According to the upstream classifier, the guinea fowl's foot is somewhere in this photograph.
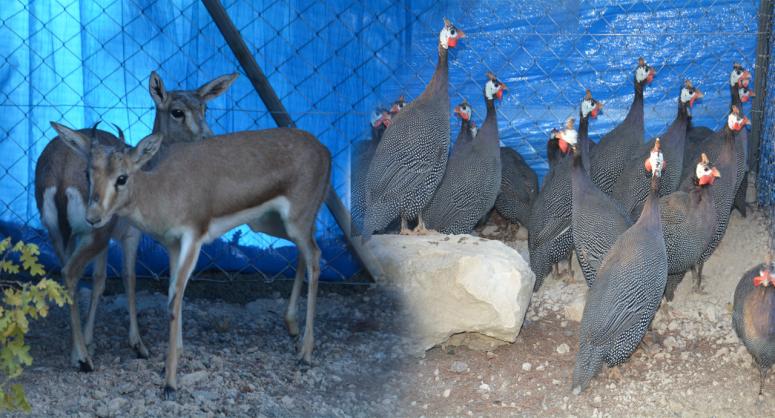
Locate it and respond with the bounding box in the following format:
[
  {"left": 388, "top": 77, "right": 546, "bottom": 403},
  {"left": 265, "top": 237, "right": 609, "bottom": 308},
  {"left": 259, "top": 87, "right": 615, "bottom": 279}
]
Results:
[
  {"left": 399, "top": 226, "right": 413, "bottom": 235},
  {"left": 607, "top": 367, "right": 623, "bottom": 382}
]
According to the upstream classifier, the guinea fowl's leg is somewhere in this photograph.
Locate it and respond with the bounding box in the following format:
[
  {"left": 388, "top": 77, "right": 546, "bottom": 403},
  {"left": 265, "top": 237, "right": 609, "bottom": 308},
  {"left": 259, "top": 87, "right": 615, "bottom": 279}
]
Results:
[
  {"left": 412, "top": 213, "right": 436, "bottom": 235},
  {"left": 399, "top": 216, "right": 412, "bottom": 235},
  {"left": 759, "top": 368, "right": 767, "bottom": 396},
  {"left": 692, "top": 263, "right": 706, "bottom": 293},
  {"left": 607, "top": 367, "right": 622, "bottom": 382}
]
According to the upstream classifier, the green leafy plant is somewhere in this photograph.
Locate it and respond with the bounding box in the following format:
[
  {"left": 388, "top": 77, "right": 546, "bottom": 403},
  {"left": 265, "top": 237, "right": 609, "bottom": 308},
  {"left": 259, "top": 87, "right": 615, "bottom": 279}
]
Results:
[{"left": 0, "top": 237, "right": 70, "bottom": 411}]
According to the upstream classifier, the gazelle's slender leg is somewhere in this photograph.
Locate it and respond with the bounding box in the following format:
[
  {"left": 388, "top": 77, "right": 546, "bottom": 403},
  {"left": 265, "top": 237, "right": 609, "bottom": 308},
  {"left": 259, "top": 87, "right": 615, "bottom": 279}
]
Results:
[
  {"left": 162, "top": 235, "right": 201, "bottom": 400},
  {"left": 166, "top": 242, "right": 183, "bottom": 353},
  {"left": 297, "top": 235, "right": 321, "bottom": 364},
  {"left": 83, "top": 248, "right": 108, "bottom": 348},
  {"left": 285, "top": 257, "right": 306, "bottom": 337},
  {"left": 121, "top": 227, "right": 149, "bottom": 358},
  {"left": 64, "top": 230, "right": 111, "bottom": 372}
]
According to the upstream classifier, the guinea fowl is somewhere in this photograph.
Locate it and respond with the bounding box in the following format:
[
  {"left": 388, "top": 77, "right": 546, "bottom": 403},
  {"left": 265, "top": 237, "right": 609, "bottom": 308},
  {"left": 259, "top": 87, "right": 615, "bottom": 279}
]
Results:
[
  {"left": 363, "top": 19, "right": 464, "bottom": 237},
  {"left": 733, "top": 256, "right": 775, "bottom": 395},
  {"left": 682, "top": 107, "right": 750, "bottom": 291},
  {"left": 452, "top": 100, "right": 477, "bottom": 152},
  {"left": 612, "top": 81, "right": 702, "bottom": 218},
  {"left": 683, "top": 64, "right": 752, "bottom": 216},
  {"left": 494, "top": 146, "right": 538, "bottom": 229},
  {"left": 590, "top": 57, "right": 655, "bottom": 194},
  {"left": 661, "top": 154, "right": 720, "bottom": 301},
  {"left": 572, "top": 152, "right": 667, "bottom": 394},
  {"left": 528, "top": 118, "right": 577, "bottom": 290},
  {"left": 423, "top": 72, "right": 506, "bottom": 234},
  {"left": 571, "top": 91, "right": 633, "bottom": 287},
  {"left": 351, "top": 107, "right": 392, "bottom": 233}
]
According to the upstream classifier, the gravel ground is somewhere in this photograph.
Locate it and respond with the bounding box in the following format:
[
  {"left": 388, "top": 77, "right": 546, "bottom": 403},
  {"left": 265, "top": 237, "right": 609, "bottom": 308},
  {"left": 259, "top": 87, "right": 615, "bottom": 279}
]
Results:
[
  {"left": 9, "top": 206, "right": 772, "bottom": 417},
  {"left": 10, "top": 282, "right": 413, "bottom": 417},
  {"left": 404, "top": 209, "right": 773, "bottom": 417}
]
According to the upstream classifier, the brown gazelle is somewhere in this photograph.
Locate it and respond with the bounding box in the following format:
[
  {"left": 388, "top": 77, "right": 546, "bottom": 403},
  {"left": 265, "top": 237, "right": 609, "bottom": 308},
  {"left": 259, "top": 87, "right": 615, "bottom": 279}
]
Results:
[
  {"left": 52, "top": 123, "right": 331, "bottom": 399},
  {"left": 34, "top": 72, "right": 237, "bottom": 372}
]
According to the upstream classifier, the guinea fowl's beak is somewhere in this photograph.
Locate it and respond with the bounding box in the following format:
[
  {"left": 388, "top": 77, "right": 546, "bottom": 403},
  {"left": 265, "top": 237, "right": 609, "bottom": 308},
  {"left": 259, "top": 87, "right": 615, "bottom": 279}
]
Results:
[{"left": 496, "top": 84, "right": 507, "bottom": 101}]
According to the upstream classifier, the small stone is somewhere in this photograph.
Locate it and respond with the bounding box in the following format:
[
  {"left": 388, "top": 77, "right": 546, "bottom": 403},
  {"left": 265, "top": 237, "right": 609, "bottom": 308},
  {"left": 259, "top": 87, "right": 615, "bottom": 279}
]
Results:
[
  {"left": 668, "top": 320, "right": 680, "bottom": 331},
  {"left": 93, "top": 390, "right": 107, "bottom": 400},
  {"left": 108, "top": 397, "right": 128, "bottom": 413},
  {"left": 450, "top": 361, "right": 468, "bottom": 373},
  {"left": 521, "top": 362, "right": 532, "bottom": 371},
  {"left": 478, "top": 383, "right": 491, "bottom": 393},
  {"left": 443, "top": 389, "right": 451, "bottom": 398},
  {"left": 180, "top": 370, "right": 209, "bottom": 387},
  {"left": 593, "top": 395, "right": 601, "bottom": 403},
  {"left": 556, "top": 343, "right": 570, "bottom": 354},
  {"left": 281, "top": 395, "right": 294, "bottom": 408},
  {"left": 192, "top": 390, "right": 218, "bottom": 402}
]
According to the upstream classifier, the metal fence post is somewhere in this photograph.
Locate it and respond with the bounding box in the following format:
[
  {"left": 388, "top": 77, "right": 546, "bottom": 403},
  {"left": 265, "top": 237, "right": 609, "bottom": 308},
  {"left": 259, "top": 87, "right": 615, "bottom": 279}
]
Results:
[
  {"left": 751, "top": 0, "right": 774, "bottom": 174},
  {"left": 201, "top": 0, "right": 382, "bottom": 282}
]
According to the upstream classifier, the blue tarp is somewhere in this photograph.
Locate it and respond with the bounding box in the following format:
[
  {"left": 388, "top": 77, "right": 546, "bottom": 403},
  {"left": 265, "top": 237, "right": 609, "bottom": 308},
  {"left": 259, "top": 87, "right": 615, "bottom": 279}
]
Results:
[{"left": 0, "top": 0, "right": 760, "bottom": 280}]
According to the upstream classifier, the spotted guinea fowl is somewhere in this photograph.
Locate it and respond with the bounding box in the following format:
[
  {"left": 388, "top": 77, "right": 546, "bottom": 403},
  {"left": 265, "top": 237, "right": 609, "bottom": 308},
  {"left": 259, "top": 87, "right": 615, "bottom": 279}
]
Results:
[
  {"left": 683, "top": 64, "right": 752, "bottom": 216},
  {"left": 661, "top": 154, "right": 720, "bottom": 301},
  {"left": 528, "top": 118, "right": 577, "bottom": 290},
  {"left": 494, "top": 146, "right": 538, "bottom": 228},
  {"left": 572, "top": 152, "right": 667, "bottom": 394},
  {"left": 589, "top": 57, "right": 655, "bottom": 194},
  {"left": 363, "top": 19, "right": 464, "bottom": 237},
  {"left": 571, "top": 91, "right": 633, "bottom": 287},
  {"left": 452, "top": 100, "right": 477, "bottom": 152},
  {"left": 351, "top": 107, "right": 392, "bottom": 234},
  {"left": 681, "top": 107, "right": 750, "bottom": 292},
  {"left": 611, "top": 81, "right": 702, "bottom": 219},
  {"left": 423, "top": 72, "right": 506, "bottom": 234},
  {"left": 733, "top": 255, "right": 775, "bottom": 395}
]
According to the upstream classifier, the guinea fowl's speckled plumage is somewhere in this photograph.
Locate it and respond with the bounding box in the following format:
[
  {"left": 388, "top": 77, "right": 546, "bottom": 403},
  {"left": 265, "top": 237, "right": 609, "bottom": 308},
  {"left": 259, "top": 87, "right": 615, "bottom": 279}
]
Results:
[
  {"left": 363, "top": 22, "right": 461, "bottom": 237},
  {"left": 528, "top": 119, "right": 580, "bottom": 291},
  {"left": 494, "top": 146, "right": 538, "bottom": 227},
  {"left": 571, "top": 113, "right": 633, "bottom": 287},
  {"left": 612, "top": 84, "right": 696, "bottom": 219},
  {"left": 678, "top": 115, "right": 748, "bottom": 290},
  {"left": 424, "top": 78, "right": 504, "bottom": 234},
  {"left": 733, "top": 263, "right": 775, "bottom": 395},
  {"left": 590, "top": 61, "right": 652, "bottom": 194},
  {"left": 572, "top": 174, "right": 667, "bottom": 394},
  {"left": 351, "top": 110, "right": 389, "bottom": 234},
  {"left": 660, "top": 163, "right": 719, "bottom": 301}
]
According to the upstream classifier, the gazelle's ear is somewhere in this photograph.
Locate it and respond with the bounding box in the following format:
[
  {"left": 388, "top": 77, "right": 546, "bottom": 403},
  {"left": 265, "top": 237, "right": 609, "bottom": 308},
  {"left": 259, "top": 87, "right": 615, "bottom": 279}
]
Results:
[
  {"left": 149, "top": 71, "right": 167, "bottom": 107},
  {"left": 51, "top": 122, "right": 90, "bottom": 160},
  {"left": 129, "top": 133, "right": 163, "bottom": 169},
  {"left": 197, "top": 73, "right": 238, "bottom": 102}
]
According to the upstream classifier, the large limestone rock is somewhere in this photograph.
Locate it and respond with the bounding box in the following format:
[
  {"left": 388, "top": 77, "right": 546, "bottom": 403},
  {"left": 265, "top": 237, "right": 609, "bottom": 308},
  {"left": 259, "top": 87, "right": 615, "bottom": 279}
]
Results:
[{"left": 366, "top": 234, "right": 535, "bottom": 351}]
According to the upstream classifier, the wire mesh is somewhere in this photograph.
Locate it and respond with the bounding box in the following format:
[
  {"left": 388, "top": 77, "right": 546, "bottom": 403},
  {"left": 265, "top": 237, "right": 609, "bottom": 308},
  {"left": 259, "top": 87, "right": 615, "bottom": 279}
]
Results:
[{"left": 0, "top": 0, "right": 769, "bottom": 284}]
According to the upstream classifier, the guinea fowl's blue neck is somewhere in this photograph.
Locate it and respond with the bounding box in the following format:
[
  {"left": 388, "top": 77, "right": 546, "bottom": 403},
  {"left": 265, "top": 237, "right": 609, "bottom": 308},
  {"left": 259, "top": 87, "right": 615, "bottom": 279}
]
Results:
[
  {"left": 371, "top": 126, "right": 384, "bottom": 142},
  {"left": 639, "top": 175, "right": 661, "bottom": 225},
  {"left": 578, "top": 111, "right": 591, "bottom": 172},
  {"left": 730, "top": 84, "right": 742, "bottom": 110},
  {"left": 424, "top": 46, "right": 449, "bottom": 98},
  {"left": 625, "top": 79, "right": 645, "bottom": 124}
]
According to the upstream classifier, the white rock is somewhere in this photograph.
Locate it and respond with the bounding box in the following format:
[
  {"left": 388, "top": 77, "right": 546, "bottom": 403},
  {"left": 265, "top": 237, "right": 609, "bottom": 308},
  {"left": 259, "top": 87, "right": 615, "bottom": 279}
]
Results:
[
  {"left": 556, "top": 343, "right": 570, "bottom": 354},
  {"left": 564, "top": 289, "right": 587, "bottom": 322},
  {"left": 450, "top": 361, "right": 468, "bottom": 373},
  {"left": 521, "top": 362, "right": 532, "bottom": 371},
  {"left": 443, "top": 388, "right": 451, "bottom": 398},
  {"left": 367, "top": 234, "right": 535, "bottom": 351}
]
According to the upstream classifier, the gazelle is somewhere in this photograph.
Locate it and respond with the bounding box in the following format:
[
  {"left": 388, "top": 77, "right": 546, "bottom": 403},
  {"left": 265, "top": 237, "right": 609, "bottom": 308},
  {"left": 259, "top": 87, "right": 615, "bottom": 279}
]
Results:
[
  {"left": 52, "top": 123, "right": 331, "bottom": 399},
  {"left": 34, "top": 72, "right": 237, "bottom": 371}
]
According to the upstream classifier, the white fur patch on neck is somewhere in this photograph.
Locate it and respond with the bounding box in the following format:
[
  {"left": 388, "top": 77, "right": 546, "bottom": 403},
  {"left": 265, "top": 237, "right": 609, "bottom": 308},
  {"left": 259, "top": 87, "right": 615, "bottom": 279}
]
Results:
[
  {"left": 636, "top": 66, "right": 650, "bottom": 83},
  {"left": 485, "top": 80, "right": 499, "bottom": 100}
]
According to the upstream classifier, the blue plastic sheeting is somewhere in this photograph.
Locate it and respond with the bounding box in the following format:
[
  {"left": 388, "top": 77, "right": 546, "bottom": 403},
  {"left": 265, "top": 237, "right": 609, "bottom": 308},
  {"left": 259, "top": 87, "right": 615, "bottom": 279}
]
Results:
[{"left": 0, "top": 0, "right": 760, "bottom": 280}]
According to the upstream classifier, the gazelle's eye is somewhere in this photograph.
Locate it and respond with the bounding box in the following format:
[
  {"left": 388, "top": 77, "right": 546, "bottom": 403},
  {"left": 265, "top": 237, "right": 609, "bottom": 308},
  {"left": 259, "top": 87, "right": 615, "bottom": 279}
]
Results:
[
  {"left": 171, "top": 109, "right": 185, "bottom": 119},
  {"left": 116, "top": 175, "right": 128, "bottom": 187}
]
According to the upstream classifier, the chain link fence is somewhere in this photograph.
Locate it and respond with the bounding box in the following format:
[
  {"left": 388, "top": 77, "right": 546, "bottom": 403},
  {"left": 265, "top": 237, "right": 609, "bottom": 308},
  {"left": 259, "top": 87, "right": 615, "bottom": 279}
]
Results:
[{"left": 0, "top": 0, "right": 770, "bottom": 284}]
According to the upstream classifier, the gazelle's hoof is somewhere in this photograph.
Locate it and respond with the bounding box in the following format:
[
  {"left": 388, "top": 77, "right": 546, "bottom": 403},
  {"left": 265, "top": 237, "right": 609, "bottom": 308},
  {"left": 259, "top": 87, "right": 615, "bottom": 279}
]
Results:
[
  {"left": 132, "top": 343, "right": 150, "bottom": 359},
  {"left": 79, "top": 359, "right": 95, "bottom": 373},
  {"left": 285, "top": 318, "right": 300, "bottom": 337},
  {"left": 162, "top": 386, "right": 176, "bottom": 401}
]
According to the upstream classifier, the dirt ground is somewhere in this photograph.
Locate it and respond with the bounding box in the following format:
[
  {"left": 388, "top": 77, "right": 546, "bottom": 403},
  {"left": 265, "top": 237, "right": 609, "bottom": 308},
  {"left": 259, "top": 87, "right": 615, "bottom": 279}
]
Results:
[
  {"left": 9, "top": 282, "right": 414, "bottom": 418},
  {"left": 403, "top": 209, "right": 774, "bottom": 417},
  {"left": 7, "top": 208, "right": 772, "bottom": 417}
]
